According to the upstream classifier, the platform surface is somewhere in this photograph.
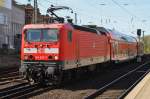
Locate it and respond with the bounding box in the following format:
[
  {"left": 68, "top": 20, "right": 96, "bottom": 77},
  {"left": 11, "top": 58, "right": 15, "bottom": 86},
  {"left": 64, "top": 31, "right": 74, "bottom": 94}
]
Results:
[{"left": 125, "top": 72, "right": 150, "bottom": 99}]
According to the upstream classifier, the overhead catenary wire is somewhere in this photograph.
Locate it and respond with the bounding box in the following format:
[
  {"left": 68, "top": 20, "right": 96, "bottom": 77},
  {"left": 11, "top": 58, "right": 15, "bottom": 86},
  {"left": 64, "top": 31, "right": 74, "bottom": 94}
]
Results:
[
  {"left": 36, "top": 1, "right": 47, "bottom": 13},
  {"left": 44, "top": 0, "right": 58, "bottom": 5},
  {"left": 110, "top": 0, "right": 148, "bottom": 34},
  {"left": 111, "top": 0, "right": 135, "bottom": 17},
  {"left": 111, "top": 0, "right": 142, "bottom": 22}
]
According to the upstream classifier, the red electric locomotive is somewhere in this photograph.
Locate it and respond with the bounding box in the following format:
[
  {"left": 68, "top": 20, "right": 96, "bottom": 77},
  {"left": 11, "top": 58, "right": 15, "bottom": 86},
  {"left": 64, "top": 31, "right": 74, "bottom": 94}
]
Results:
[
  {"left": 20, "top": 23, "right": 111, "bottom": 84},
  {"left": 20, "top": 5, "right": 142, "bottom": 85}
]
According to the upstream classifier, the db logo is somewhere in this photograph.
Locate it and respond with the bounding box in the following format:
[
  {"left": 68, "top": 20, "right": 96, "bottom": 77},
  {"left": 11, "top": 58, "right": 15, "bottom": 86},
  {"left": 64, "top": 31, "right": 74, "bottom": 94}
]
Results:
[{"left": 37, "top": 48, "right": 44, "bottom": 53}]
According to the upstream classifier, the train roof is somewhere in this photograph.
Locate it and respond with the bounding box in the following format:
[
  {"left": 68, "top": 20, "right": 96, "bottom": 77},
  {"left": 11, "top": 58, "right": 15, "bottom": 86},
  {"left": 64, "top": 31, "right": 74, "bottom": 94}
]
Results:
[
  {"left": 23, "top": 24, "right": 65, "bottom": 30},
  {"left": 73, "top": 25, "right": 98, "bottom": 34},
  {"left": 80, "top": 25, "right": 108, "bottom": 35},
  {"left": 107, "top": 29, "right": 137, "bottom": 42},
  {"left": 23, "top": 24, "right": 137, "bottom": 43}
]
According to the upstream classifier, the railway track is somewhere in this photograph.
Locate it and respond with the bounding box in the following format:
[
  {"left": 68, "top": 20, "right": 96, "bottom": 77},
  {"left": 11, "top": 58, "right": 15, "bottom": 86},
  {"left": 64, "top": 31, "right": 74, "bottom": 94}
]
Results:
[
  {"left": 1, "top": 61, "right": 148, "bottom": 99},
  {"left": 0, "top": 77, "right": 25, "bottom": 87},
  {"left": 0, "top": 56, "right": 149, "bottom": 99},
  {"left": 0, "top": 67, "right": 23, "bottom": 87},
  {"left": 0, "top": 83, "right": 36, "bottom": 99},
  {"left": 0, "top": 66, "right": 55, "bottom": 99},
  {"left": 0, "top": 67, "right": 18, "bottom": 75},
  {"left": 84, "top": 62, "right": 150, "bottom": 99},
  {"left": 29, "top": 60, "right": 149, "bottom": 99},
  {"left": 0, "top": 67, "right": 19, "bottom": 80},
  {"left": 0, "top": 67, "right": 56, "bottom": 99},
  {"left": 0, "top": 82, "right": 56, "bottom": 99}
]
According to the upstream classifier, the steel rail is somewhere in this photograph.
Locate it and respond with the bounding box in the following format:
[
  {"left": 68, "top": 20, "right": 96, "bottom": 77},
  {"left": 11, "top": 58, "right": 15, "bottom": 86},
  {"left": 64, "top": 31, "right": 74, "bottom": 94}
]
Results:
[
  {"left": 14, "top": 86, "right": 56, "bottom": 99},
  {"left": 0, "top": 75, "right": 22, "bottom": 81},
  {"left": 0, "top": 67, "right": 18, "bottom": 75},
  {"left": 84, "top": 62, "right": 150, "bottom": 99},
  {"left": 0, "top": 82, "right": 28, "bottom": 96},
  {"left": 0, "top": 71, "right": 19, "bottom": 78},
  {"left": 0, "top": 78, "right": 25, "bottom": 86},
  {"left": 0, "top": 84, "right": 38, "bottom": 99}
]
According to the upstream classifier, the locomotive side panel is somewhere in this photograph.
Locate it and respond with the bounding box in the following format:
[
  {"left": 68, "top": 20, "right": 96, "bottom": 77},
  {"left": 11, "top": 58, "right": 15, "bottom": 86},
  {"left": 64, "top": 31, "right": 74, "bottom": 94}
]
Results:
[
  {"left": 77, "top": 30, "right": 109, "bottom": 67},
  {"left": 60, "top": 26, "right": 78, "bottom": 70},
  {"left": 62, "top": 27, "right": 110, "bottom": 70}
]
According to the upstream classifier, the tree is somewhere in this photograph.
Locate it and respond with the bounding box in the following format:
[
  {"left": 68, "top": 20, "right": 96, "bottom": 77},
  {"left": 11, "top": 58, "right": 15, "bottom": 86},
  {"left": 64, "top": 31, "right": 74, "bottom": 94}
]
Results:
[{"left": 143, "top": 35, "right": 150, "bottom": 54}]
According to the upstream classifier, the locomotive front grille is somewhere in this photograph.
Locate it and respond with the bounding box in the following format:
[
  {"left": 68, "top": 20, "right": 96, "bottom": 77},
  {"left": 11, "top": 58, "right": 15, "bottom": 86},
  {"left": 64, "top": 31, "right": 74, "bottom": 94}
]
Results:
[
  {"left": 20, "top": 61, "right": 64, "bottom": 76},
  {"left": 23, "top": 61, "right": 59, "bottom": 67}
]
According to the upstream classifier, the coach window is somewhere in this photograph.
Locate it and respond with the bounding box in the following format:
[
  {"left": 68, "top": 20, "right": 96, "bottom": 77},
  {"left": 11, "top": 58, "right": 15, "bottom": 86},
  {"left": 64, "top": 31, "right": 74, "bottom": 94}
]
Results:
[{"left": 68, "top": 31, "right": 72, "bottom": 42}]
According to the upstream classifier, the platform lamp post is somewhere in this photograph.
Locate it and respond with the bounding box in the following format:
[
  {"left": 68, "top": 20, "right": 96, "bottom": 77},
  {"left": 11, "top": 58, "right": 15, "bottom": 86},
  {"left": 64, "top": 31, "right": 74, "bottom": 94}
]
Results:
[
  {"left": 142, "top": 30, "right": 145, "bottom": 41},
  {"left": 137, "top": 29, "right": 142, "bottom": 62},
  {"left": 141, "top": 19, "right": 146, "bottom": 52},
  {"left": 142, "top": 30, "right": 145, "bottom": 54}
]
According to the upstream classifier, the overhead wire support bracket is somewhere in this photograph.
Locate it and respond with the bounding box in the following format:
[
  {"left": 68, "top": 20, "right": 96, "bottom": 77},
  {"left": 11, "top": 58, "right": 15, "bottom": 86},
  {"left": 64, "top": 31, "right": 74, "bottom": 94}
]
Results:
[{"left": 47, "top": 5, "right": 74, "bottom": 23}]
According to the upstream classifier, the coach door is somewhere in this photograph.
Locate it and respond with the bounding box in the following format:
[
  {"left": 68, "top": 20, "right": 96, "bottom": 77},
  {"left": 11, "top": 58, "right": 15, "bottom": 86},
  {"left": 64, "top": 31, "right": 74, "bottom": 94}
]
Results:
[
  {"left": 113, "top": 41, "right": 119, "bottom": 60},
  {"left": 75, "top": 30, "right": 80, "bottom": 68}
]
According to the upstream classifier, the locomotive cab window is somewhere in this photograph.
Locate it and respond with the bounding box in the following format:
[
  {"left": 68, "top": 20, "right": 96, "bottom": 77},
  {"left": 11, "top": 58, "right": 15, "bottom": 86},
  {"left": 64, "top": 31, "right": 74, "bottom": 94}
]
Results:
[
  {"left": 25, "top": 29, "right": 41, "bottom": 42},
  {"left": 25, "top": 29, "right": 59, "bottom": 42},
  {"left": 68, "top": 31, "right": 72, "bottom": 42},
  {"left": 43, "top": 29, "right": 58, "bottom": 42}
]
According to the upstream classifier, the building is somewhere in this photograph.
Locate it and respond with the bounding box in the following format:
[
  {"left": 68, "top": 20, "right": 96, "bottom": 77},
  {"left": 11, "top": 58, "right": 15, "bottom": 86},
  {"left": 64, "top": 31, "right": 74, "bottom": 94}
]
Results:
[
  {"left": 0, "top": 0, "right": 25, "bottom": 50},
  {"left": 24, "top": 4, "right": 50, "bottom": 24},
  {"left": 0, "top": 0, "right": 51, "bottom": 52}
]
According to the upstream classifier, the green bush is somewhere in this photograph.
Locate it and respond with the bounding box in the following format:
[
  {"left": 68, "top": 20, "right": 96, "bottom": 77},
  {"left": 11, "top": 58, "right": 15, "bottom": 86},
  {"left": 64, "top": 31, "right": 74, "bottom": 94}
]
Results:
[{"left": 143, "top": 35, "right": 150, "bottom": 54}]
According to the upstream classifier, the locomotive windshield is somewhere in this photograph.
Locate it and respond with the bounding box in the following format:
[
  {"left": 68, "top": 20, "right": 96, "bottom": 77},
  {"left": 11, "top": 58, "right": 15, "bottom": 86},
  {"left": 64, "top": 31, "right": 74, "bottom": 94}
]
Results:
[{"left": 25, "top": 29, "right": 58, "bottom": 42}]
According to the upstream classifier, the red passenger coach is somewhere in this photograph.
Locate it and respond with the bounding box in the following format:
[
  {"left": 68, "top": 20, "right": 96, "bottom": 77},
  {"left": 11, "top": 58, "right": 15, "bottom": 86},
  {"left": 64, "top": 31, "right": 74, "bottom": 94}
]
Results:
[{"left": 107, "top": 30, "right": 138, "bottom": 62}]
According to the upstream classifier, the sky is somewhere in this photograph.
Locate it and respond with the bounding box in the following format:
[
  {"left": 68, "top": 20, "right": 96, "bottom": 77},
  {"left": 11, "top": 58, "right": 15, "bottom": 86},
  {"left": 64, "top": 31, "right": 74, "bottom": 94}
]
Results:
[{"left": 15, "top": 0, "right": 150, "bottom": 36}]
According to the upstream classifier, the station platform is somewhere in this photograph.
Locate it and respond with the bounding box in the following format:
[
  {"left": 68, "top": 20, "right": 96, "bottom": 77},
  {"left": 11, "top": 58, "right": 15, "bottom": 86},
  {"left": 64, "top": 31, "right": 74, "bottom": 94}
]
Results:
[{"left": 125, "top": 72, "right": 150, "bottom": 99}]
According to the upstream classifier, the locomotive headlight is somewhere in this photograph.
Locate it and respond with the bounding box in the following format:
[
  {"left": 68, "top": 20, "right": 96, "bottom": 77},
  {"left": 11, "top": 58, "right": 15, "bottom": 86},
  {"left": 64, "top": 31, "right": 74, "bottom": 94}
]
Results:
[
  {"left": 24, "top": 55, "right": 35, "bottom": 60},
  {"left": 54, "top": 56, "right": 58, "bottom": 60},
  {"left": 24, "top": 55, "right": 28, "bottom": 60}
]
